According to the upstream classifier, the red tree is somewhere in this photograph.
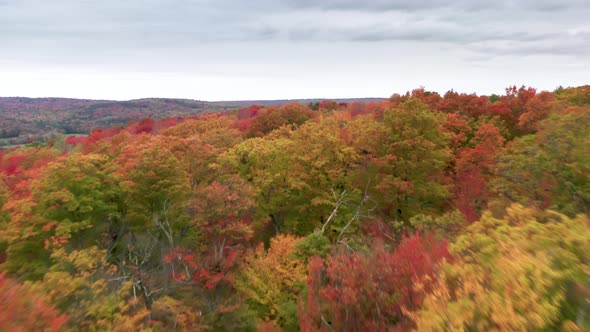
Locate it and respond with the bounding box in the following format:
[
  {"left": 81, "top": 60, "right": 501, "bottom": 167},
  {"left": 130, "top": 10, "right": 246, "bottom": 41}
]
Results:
[
  {"left": 453, "top": 123, "right": 505, "bottom": 221},
  {"left": 300, "top": 232, "right": 450, "bottom": 331},
  {"left": 0, "top": 273, "right": 68, "bottom": 331}
]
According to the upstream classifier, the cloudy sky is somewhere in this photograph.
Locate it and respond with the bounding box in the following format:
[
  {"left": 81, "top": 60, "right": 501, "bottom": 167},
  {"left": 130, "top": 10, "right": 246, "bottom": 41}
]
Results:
[{"left": 1, "top": 0, "right": 589, "bottom": 100}]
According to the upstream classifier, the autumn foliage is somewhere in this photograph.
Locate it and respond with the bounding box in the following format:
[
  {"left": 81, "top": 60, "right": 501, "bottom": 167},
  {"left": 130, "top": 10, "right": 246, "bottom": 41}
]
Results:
[
  {"left": 0, "top": 85, "right": 589, "bottom": 331},
  {"left": 0, "top": 272, "right": 68, "bottom": 331}
]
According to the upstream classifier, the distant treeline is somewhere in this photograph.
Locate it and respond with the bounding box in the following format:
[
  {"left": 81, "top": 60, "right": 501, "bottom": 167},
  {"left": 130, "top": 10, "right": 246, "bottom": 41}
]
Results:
[{"left": 0, "top": 97, "right": 385, "bottom": 146}]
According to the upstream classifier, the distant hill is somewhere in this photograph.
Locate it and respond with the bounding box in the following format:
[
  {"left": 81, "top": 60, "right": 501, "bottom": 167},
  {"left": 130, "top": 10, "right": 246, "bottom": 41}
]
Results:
[
  {"left": 210, "top": 97, "right": 386, "bottom": 108},
  {"left": 0, "top": 96, "right": 385, "bottom": 146}
]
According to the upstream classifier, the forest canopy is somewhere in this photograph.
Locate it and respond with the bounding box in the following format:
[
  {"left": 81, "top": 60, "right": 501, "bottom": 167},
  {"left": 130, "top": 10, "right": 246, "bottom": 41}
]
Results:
[{"left": 0, "top": 85, "right": 589, "bottom": 331}]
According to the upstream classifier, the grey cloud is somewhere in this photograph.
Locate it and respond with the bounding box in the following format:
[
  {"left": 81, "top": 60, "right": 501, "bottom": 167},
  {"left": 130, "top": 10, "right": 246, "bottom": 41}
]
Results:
[
  {"left": 0, "top": 0, "right": 588, "bottom": 63},
  {"left": 246, "top": 7, "right": 588, "bottom": 58},
  {"left": 283, "top": 0, "right": 589, "bottom": 12},
  {"left": 519, "top": 0, "right": 590, "bottom": 11},
  {"left": 469, "top": 37, "right": 590, "bottom": 57},
  {"left": 284, "top": 0, "right": 455, "bottom": 11}
]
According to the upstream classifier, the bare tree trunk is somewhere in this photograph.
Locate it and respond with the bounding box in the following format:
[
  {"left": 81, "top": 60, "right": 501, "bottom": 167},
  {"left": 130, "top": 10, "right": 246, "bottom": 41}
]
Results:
[{"left": 270, "top": 214, "right": 281, "bottom": 235}]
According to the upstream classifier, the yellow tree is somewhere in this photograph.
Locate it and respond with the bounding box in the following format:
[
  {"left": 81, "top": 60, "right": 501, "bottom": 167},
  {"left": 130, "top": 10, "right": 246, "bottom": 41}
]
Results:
[
  {"left": 236, "top": 234, "right": 306, "bottom": 330},
  {"left": 30, "top": 246, "right": 152, "bottom": 331},
  {"left": 413, "top": 204, "right": 590, "bottom": 331},
  {"left": 287, "top": 116, "right": 361, "bottom": 237},
  {"left": 161, "top": 116, "right": 243, "bottom": 191},
  {"left": 224, "top": 132, "right": 299, "bottom": 237}
]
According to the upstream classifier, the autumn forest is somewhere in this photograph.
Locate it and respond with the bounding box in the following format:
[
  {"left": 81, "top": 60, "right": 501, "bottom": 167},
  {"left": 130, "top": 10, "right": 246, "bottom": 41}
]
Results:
[{"left": 0, "top": 85, "right": 589, "bottom": 331}]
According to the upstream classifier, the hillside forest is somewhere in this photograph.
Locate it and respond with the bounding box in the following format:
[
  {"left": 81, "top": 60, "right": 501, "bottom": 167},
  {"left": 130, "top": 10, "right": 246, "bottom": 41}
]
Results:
[
  {"left": 0, "top": 97, "right": 382, "bottom": 147},
  {"left": 0, "top": 85, "right": 589, "bottom": 331}
]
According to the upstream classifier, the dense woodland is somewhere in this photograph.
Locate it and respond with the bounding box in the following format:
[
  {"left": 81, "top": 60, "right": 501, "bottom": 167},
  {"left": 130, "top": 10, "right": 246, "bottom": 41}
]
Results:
[
  {"left": 0, "top": 97, "right": 382, "bottom": 147},
  {"left": 0, "top": 85, "right": 589, "bottom": 331},
  {"left": 0, "top": 98, "right": 217, "bottom": 146}
]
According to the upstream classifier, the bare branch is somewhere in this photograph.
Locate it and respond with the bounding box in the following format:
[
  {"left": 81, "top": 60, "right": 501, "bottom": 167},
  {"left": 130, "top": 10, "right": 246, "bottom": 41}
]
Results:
[
  {"left": 321, "top": 314, "right": 336, "bottom": 332},
  {"left": 337, "top": 180, "right": 370, "bottom": 242},
  {"left": 321, "top": 188, "right": 347, "bottom": 235}
]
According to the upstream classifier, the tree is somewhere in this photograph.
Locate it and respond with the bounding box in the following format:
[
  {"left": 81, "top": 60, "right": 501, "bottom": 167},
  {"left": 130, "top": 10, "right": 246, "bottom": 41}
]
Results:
[
  {"left": 0, "top": 272, "right": 68, "bottom": 331},
  {"left": 225, "top": 133, "right": 299, "bottom": 237},
  {"left": 287, "top": 117, "right": 361, "bottom": 237},
  {"left": 373, "top": 100, "right": 451, "bottom": 221},
  {"left": 116, "top": 137, "right": 192, "bottom": 306},
  {"left": 118, "top": 138, "right": 191, "bottom": 249},
  {"left": 390, "top": 88, "right": 442, "bottom": 111},
  {"left": 236, "top": 234, "right": 306, "bottom": 330},
  {"left": 300, "top": 232, "right": 450, "bottom": 331},
  {"left": 0, "top": 152, "right": 121, "bottom": 280},
  {"left": 161, "top": 116, "right": 243, "bottom": 190},
  {"left": 413, "top": 205, "right": 590, "bottom": 331},
  {"left": 189, "top": 175, "right": 255, "bottom": 312},
  {"left": 517, "top": 91, "right": 557, "bottom": 133},
  {"left": 34, "top": 153, "right": 122, "bottom": 249},
  {"left": 453, "top": 123, "right": 505, "bottom": 221},
  {"left": 555, "top": 85, "right": 590, "bottom": 106},
  {"left": 247, "top": 103, "right": 316, "bottom": 138},
  {"left": 30, "top": 246, "right": 151, "bottom": 331},
  {"left": 493, "top": 109, "right": 590, "bottom": 216}
]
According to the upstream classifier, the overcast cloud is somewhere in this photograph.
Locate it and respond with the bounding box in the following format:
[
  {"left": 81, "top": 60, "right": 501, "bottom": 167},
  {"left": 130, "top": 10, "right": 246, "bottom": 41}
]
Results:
[{"left": 0, "top": 0, "right": 588, "bottom": 100}]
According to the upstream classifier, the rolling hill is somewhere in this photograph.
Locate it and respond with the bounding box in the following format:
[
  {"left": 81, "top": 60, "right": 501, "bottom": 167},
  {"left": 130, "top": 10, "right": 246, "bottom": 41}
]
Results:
[{"left": 0, "top": 96, "right": 385, "bottom": 146}]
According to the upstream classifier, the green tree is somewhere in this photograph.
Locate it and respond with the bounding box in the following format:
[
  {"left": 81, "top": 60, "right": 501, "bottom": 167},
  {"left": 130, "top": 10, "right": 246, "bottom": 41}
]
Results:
[
  {"left": 373, "top": 99, "right": 451, "bottom": 222},
  {"left": 225, "top": 133, "right": 299, "bottom": 237},
  {"left": 493, "top": 109, "right": 590, "bottom": 216},
  {"left": 116, "top": 137, "right": 192, "bottom": 306},
  {"left": 1, "top": 153, "right": 121, "bottom": 280}
]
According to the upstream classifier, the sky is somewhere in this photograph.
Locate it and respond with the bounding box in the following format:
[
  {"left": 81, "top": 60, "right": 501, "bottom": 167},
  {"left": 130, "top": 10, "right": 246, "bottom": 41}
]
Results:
[{"left": 0, "top": 0, "right": 589, "bottom": 101}]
